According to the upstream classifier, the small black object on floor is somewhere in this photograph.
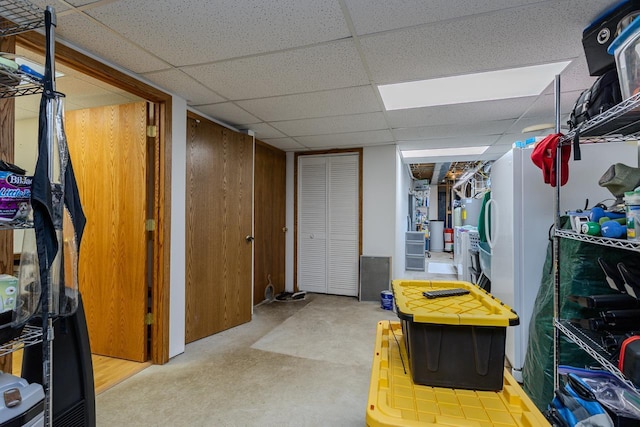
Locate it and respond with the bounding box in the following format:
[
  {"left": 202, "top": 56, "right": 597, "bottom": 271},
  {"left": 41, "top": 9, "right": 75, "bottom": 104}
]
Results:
[{"left": 275, "top": 291, "right": 306, "bottom": 302}]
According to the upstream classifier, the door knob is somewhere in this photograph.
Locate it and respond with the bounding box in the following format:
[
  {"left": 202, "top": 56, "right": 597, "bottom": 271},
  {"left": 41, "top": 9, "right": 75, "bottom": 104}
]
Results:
[{"left": 245, "top": 235, "right": 254, "bottom": 242}]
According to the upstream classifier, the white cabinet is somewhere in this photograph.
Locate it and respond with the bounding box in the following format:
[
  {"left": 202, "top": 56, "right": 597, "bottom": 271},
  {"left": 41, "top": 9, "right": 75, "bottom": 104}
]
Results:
[{"left": 405, "top": 231, "right": 425, "bottom": 271}]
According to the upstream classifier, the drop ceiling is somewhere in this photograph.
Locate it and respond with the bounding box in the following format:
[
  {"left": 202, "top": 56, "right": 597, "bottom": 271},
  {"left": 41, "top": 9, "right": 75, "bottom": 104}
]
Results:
[{"left": 13, "top": 0, "right": 616, "bottom": 165}]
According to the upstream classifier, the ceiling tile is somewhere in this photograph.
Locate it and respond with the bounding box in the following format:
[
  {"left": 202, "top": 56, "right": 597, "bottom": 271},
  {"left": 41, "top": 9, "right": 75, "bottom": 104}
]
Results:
[
  {"left": 65, "top": 0, "right": 110, "bottom": 7},
  {"left": 504, "top": 117, "right": 557, "bottom": 135},
  {"left": 271, "top": 112, "right": 387, "bottom": 137},
  {"left": 237, "top": 86, "right": 381, "bottom": 122},
  {"left": 184, "top": 40, "right": 369, "bottom": 100},
  {"left": 55, "top": 74, "right": 131, "bottom": 99},
  {"left": 542, "top": 56, "right": 597, "bottom": 95},
  {"left": 386, "top": 97, "right": 534, "bottom": 128},
  {"left": 142, "top": 69, "right": 226, "bottom": 105},
  {"left": 64, "top": 92, "right": 139, "bottom": 110},
  {"left": 479, "top": 146, "right": 511, "bottom": 160},
  {"left": 345, "top": 0, "right": 543, "bottom": 35},
  {"left": 522, "top": 90, "right": 585, "bottom": 120},
  {"left": 393, "top": 119, "right": 514, "bottom": 140},
  {"left": 492, "top": 134, "right": 527, "bottom": 146},
  {"left": 194, "top": 103, "right": 260, "bottom": 127},
  {"left": 85, "top": 0, "right": 350, "bottom": 66},
  {"left": 238, "top": 123, "right": 286, "bottom": 140},
  {"left": 481, "top": 144, "right": 513, "bottom": 160},
  {"left": 359, "top": 0, "right": 609, "bottom": 84},
  {"left": 260, "top": 138, "right": 308, "bottom": 151},
  {"left": 55, "top": 12, "right": 169, "bottom": 73},
  {"left": 295, "top": 130, "right": 393, "bottom": 148}
]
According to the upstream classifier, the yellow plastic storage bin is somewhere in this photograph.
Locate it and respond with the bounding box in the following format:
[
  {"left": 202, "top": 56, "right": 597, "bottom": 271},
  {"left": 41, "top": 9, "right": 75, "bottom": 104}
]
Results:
[
  {"left": 366, "top": 321, "right": 548, "bottom": 427},
  {"left": 391, "top": 280, "right": 519, "bottom": 391}
]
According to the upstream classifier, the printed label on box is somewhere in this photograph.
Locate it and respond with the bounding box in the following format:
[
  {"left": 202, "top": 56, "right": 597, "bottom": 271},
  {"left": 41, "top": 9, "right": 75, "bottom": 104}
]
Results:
[{"left": 0, "top": 172, "right": 32, "bottom": 224}]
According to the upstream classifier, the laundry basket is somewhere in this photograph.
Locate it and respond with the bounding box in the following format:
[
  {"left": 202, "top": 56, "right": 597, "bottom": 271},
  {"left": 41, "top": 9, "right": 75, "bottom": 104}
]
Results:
[{"left": 478, "top": 241, "right": 492, "bottom": 281}]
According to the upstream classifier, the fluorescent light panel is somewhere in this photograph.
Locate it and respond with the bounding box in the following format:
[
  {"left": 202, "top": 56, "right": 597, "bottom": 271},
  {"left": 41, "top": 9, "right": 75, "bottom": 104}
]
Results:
[
  {"left": 379, "top": 61, "right": 571, "bottom": 110},
  {"left": 402, "top": 146, "right": 489, "bottom": 158}
]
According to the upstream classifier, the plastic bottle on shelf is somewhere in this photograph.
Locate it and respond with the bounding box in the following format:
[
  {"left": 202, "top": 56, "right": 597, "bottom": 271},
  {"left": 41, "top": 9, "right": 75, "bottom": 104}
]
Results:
[{"left": 624, "top": 190, "right": 640, "bottom": 241}]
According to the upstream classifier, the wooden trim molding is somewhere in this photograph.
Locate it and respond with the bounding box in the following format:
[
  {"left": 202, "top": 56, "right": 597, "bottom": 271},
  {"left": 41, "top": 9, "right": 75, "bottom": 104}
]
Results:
[
  {"left": 293, "top": 148, "right": 364, "bottom": 292},
  {"left": 17, "top": 33, "right": 172, "bottom": 364},
  {"left": 0, "top": 33, "right": 15, "bottom": 374}
]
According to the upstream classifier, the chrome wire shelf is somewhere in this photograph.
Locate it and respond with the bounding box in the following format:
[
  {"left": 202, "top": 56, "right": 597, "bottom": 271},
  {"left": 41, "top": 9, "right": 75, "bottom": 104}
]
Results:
[
  {"left": 560, "top": 92, "right": 640, "bottom": 145},
  {"left": 0, "top": 324, "right": 42, "bottom": 357},
  {"left": 555, "top": 228, "right": 640, "bottom": 252},
  {"left": 0, "top": 221, "right": 32, "bottom": 230},
  {"left": 0, "top": 65, "right": 42, "bottom": 98},
  {"left": 0, "top": 0, "right": 43, "bottom": 37},
  {"left": 555, "top": 319, "right": 635, "bottom": 388}
]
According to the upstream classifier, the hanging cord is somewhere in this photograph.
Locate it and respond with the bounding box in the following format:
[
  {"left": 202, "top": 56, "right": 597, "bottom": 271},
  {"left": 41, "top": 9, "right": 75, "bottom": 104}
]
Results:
[{"left": 388, "top": 320, "right": 407, "bottom": 374}]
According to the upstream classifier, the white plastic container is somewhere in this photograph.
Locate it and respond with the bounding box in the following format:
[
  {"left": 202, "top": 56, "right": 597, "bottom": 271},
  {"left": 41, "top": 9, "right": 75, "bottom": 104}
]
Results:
[
  {"left": 624, "top": 190, "right": 640, "bottom": 241},
  {"left": 608, "top": 16, "right": 640, "bottom": 100}
]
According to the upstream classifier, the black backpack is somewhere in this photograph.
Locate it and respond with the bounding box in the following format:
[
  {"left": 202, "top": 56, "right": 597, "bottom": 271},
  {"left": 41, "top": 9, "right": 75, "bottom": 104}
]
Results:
[{"left": 568, "top": 68, "right": 622, "bottom": 130}]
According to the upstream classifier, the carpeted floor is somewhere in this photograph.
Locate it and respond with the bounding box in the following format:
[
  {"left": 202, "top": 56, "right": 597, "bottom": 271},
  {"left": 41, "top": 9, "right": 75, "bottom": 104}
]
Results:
[
  {"left": 96, "top": 294, "right": 397, "bottom": 427},
  {"left": 427, "top": 262, "right": 457, "bottom": 275},
  {"left": 96, "top": 255, "right": 457, "bottom": 426}
]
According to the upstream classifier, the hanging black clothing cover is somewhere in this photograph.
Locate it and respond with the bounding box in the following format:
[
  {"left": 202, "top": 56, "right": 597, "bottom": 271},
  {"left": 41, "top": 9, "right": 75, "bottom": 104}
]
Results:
[{"left": 31, "top": 92, "right": 58, "bottom": 301}]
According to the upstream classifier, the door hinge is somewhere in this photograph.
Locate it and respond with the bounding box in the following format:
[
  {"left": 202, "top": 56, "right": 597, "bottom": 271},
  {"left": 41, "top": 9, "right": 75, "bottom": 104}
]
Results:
[
  {"left": 146, "top": 219, "right": 156, "bottom": 231},
  {"left": 147, "top": 125, "right": 157, "bottom": 137},
  {"left": 145, "top": 313, "right": 154, "bottom": 325}
]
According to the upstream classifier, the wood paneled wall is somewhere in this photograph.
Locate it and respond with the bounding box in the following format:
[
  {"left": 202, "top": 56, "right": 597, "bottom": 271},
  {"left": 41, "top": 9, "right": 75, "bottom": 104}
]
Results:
[
  {"left": 0, "top": 33, "right": 15, "bottom": 373},
  {"left": 254, "top": 141, "right": 286, "bottom": 304}
]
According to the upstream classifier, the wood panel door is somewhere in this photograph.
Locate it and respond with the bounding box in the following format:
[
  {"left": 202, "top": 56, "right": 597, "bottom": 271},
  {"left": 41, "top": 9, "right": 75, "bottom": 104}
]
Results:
[
  {"left": 65, "top": 102, "right": 148, "bottom": 362},
  {"left": 185, "top": 116, "right": 253, "bottom": 343},
  {"left": 254, "top": 142, "right": 286, "bottom": 305}
]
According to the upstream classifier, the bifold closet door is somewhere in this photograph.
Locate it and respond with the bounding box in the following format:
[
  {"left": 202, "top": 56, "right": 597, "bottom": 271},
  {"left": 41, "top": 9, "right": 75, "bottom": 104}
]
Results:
[
  {"left": 298, "top": 157, "right": 328, "bottom": 294},
  {"left": 185, "top": 117, "right": 253, "bottom": 343},
  {"left": 297, "top": 154, "right": 359, "bottom": 296}
]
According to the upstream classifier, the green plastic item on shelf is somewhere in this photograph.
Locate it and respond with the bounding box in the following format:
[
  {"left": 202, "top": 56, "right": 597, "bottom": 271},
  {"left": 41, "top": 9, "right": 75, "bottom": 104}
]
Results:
[
  {"left": 478, "top": 190, "right": 491, "bottom": 243},
  {"left": 522, "top": 216, "right": 640, "bottom": 411},
  {"left": 0, "top": 56, "right": 18, "bottom": 71},
  {"left": 581, "top": 221, "right": 601, "bottom": 235}
]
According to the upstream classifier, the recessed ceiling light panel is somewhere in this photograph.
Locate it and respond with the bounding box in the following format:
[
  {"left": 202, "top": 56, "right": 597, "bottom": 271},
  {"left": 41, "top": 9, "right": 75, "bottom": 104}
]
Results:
[{"left": 379, "top": 61, "right": 571, "bottom": 110}]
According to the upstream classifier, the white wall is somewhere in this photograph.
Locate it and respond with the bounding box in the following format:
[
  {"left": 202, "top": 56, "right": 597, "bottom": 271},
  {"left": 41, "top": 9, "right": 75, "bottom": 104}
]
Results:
[
  {"left": 394, "top": 149, "right": 412, "bottom": 278},
  {"left": 362, "top": 145, "right": 396, "bottom": 257},
  {"left": 169, "top": 96, "right": 187, "bottom": 358},
  {"left": 285, "top": 147, "right": 400, "bottom": 290},
  {"left": 14, "top": 118, "right": 38, "bottom": 253},
  {"left": 428, "top": 184, "right": 439, "bottom": 220}
]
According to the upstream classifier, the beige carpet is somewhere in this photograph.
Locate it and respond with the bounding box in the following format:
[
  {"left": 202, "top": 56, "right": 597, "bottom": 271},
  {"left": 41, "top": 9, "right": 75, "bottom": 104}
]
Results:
[
  {"left": 96, "top": 294, "right": 399, "bottom": 427},
  {"left": 251, "top": 295, "right": 396, "bottom": 367},
  {"left": 427, "top": 262, "right": 457, "bottom": 275}
]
